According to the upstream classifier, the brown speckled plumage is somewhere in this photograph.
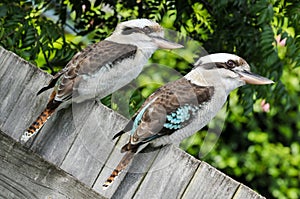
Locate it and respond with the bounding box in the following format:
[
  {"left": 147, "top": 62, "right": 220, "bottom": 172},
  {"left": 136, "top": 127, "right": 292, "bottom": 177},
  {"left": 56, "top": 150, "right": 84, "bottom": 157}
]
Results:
[
  {"left": 21, "top": 41, "right": 137, "bottom": 143},
  {"left": 39, "top": 41, "right": 137, "bottom": 101},
  {"left": 102, "top": 77, "right": 214, "bottom": 188},
  {"left": 120, "top": 77, "right": 214, "bottom": 150},
  {"left": 24, "top": 91, "right": 61, "bottom": 141}
]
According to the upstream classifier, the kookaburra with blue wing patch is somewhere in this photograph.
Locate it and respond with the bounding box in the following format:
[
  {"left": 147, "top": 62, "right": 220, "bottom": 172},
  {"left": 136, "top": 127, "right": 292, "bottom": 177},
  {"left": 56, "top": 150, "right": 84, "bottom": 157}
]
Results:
[
  {"left": 103, "top": 53, "right": 274, "bottom": 189},
  {"left": 20, "top": 19, "right": 183, "bottom": 143}
]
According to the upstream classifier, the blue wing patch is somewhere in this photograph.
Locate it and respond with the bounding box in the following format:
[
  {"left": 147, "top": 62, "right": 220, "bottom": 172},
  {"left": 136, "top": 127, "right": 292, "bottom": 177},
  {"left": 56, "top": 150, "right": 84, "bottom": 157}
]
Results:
[
  {"left": 131, "top": 100, "right": 200, "bottom": 135},
  {"left": 164, "top": 105, "right": 199, "bottom": 130}
]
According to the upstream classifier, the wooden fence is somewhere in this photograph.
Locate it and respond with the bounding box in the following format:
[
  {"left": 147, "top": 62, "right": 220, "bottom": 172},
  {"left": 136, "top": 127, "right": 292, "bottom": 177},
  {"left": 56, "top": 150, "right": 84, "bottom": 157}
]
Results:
[{"left": 0, "top": 46, "right": 265, "bottom": 199}]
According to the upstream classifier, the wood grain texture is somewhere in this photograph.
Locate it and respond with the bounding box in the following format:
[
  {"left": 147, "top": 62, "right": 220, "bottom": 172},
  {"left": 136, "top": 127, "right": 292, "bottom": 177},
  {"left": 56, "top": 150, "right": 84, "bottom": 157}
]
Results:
[
  {"left": 0, "top": 46, "right": 266, "bottom": 199},
  {"left": 132, "top": 145, "right": 200, "bottom": 199},
  {"left": 108, "top": 145, "right": 161, "bottom": 199},
  {"left": 233, "top": 184, "right": 266, "bottom": 199},
  {"left": 0, "top": 47, "right": 51, "bottom": 140},
  {"left": 181, "top": 161, "right": 240, "bottom": 199},
  {"left": 60, "top": 103, "right": 127, "bottom": 187},
  {"left": 29, "top": 106, "right": 77, "bottom": 165},
  {"left": 0, "top": 130, "right": 104, "bottom": 199}
]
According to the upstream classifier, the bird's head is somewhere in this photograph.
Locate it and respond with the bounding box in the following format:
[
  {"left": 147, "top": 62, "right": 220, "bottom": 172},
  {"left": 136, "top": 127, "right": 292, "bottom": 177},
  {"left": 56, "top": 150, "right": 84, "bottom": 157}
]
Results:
[
  {"left": 106, "top": 19, "right": 183, "bottom": 55},
  {"left": 190, "top": 53, "right": 274, "bottom": 93}
]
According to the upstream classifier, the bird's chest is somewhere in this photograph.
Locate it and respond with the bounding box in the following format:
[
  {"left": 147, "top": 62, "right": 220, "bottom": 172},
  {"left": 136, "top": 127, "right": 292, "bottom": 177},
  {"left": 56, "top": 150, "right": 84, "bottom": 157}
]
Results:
[{"left": 181, "top": 91, "right": 226, "bottom": 135}]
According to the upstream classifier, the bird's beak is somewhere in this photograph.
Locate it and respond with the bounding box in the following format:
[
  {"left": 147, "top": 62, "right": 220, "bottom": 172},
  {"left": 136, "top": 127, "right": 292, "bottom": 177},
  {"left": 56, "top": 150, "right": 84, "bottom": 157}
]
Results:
[
  {"left": 151, "top": 36, "right": 184, "bottom": 49},
  {"left": 237, "top": 70, "right": 274, "bottom": 85}
]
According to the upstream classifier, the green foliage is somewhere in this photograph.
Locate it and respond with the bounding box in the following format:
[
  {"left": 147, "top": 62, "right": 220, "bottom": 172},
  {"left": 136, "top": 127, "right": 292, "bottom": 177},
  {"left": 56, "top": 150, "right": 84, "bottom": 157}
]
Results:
[
  {"left": 1, "top": 1, "right": 300, "bottom": 198},
  {"left": 0, "top": 0, "right": 81, "bottom": 74}
]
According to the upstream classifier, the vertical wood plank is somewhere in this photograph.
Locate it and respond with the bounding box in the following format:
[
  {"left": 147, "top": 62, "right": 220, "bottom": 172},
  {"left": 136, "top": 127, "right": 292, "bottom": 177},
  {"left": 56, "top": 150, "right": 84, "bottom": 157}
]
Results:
[
  {"left": 60, "top": 103, "right": 126, "bottom": 186},
  {"left": 233, "top": 184, "right": 266, "bottom": 199},
  {"left": 109, "top": 145, "right": 161, "bottom": 199},
  {"left": 0, "top": 47, "right": 12, "bottom": 76},
  {"left": 2, "top": 71, "right": 51, "bottom": 140},
  {"left": 181, "top": 162, "right": 240, "bottom": 199},
  {"left": 92, "top": 133, "right": 135, "bottom": 198},
  {"left": 132, "top": 145, "right": 200, "bottom": 199},
  {"left": 0, "top": 47, "right": 51, "bottom": 140},
  {"left": 30, "top": 101, "right": 95, "bottom": 166}
]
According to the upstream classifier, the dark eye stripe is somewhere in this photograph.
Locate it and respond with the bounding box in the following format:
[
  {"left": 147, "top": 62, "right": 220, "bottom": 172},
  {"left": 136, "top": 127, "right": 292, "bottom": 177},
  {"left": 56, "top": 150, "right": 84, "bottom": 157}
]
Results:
[
  {"left": 121, "top": 27, "right": 140, "bottom": 35},
  {"left": 122, "top": 26, "right": 154, "bottom": 35},
  {"left": 194, "top": 61, "right": 238, "bottom": 70}
]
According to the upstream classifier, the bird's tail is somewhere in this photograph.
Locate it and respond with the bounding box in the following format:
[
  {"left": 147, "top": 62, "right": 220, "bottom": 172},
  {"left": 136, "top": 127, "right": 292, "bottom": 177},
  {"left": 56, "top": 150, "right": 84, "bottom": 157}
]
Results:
[
  {"left": 102, "top": 151, "right": 135, "bottom": 190},
  {"left": 20, "top": 91, "right": 61, "bottom": 143}
]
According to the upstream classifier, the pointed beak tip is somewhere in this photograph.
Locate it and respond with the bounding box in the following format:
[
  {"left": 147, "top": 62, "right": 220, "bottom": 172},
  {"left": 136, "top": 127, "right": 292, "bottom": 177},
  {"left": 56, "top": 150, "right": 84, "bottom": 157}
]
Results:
[
  {"left": 259, "top": 80, "right": 274, "bottom": 85},
  {"left": 175, "top": 43, "right": 184, "bottom": 49},
  {"left": 268, "top": 80, "right": 275, "bottom": 84},
  {"left": 258, "top": 77, "right": 275, "bottom": 85},
  {"left": 175, "top": 45, "right": 184, "bottom": 49}
]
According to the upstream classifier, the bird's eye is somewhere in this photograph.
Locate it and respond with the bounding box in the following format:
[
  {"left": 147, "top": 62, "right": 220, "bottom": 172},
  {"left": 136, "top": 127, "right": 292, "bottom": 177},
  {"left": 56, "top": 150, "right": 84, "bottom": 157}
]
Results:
[
  {"left": 226, "top": 60, "right": 236, "bottom": 68},
  {"left": 143, "top": 26, "right": 152, "bottom": 34}
]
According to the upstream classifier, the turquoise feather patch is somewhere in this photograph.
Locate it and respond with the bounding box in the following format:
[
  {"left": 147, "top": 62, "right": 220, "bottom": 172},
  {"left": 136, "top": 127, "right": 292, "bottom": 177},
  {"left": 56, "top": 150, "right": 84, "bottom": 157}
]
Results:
[{"left": 163, "top": 105, "right": 199, "bottom": 130}]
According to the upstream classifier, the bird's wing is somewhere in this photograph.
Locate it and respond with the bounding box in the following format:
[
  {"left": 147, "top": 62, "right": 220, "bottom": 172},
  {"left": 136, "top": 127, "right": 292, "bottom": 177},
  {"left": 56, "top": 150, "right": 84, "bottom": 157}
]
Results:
[
  {"left": 37, "top": 68, "right": 68, "bottom": 95},
  {"left": 48, "top": 40, "right": 137, "bottom": 102},
  {"left": 121, "top": 78, "right": 214, "bottom": 151},
  {"left": 112, "top": 87, "right": 161, "bottom": 140}
]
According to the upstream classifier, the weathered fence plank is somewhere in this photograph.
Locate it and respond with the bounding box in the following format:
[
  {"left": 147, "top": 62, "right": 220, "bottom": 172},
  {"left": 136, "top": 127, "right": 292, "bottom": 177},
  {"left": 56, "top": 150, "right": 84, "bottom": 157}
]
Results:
[
  {"left": 0, "top": 46, "right": 266, "bottom": 199},
  {"left": 132, "top": 145, "right": 200, "bottom": 199},
  {"left": 102, "top": 144, "right": 161, "bottom": 198},
  {"left": 60, "top": 103, "right": 126, "bottom": 187},
  {"left": 233, "top": 184, "right": 265, "bottom": 199},
  {"left": 30, "top": 101, "right": 98, "bottom": 166},
  {"left": 0, "top": 48, "right": 51, "bottom": 140},
  {"left": 181, "top": 161, "right": 240, "bottom": 199},
  {"left": 0, "top": 130, "right": 103, "bottom": 199},
  {"left": 30, "top": 106, "right": 77, "bottom": 165}
]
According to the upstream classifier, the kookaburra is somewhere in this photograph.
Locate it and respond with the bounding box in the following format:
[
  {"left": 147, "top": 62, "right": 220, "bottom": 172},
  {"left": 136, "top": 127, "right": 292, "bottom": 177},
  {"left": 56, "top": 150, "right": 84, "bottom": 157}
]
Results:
[
  {"left": 103, "top": 53, "right": 274, "bottom": 189},
  {"left": 20, "top": 19, "right": 183, "bottom": 143}
]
